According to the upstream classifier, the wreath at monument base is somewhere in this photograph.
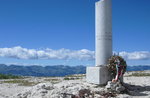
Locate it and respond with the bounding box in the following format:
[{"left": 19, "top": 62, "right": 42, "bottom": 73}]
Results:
[{"left": 107, "top": 56, "right": 127, "bottom": 79}]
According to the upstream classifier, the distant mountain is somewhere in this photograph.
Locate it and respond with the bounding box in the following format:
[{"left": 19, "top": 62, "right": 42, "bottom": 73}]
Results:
[
  {"left": 127, "top": 65, "right": 150, "bottom": 71},
  {"left": 0, "top": 64, "right": 86, "bottom": 77},
  {"left": 0, "top": 64, "right": 150, "bottom": 76}
]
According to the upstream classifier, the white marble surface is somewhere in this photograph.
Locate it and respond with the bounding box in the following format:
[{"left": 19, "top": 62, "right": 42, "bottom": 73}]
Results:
[{"left": 95, "top": 0, "right": 112, "bottom": 66}]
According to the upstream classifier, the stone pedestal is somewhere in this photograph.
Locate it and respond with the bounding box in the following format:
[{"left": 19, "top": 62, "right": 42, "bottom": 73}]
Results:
[{"left": 86, "top": 66, "right": 110, "bottom": 85}]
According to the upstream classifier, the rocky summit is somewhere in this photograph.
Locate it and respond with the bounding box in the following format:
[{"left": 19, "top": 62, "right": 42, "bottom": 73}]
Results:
[{"left": 0, "top": 71, "right": 150, "bottom": 98}]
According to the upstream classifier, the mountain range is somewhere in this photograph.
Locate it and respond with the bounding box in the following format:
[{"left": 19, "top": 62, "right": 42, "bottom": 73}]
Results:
[{"left": 0, "top": 64, "right": 150, "bottom": 77}]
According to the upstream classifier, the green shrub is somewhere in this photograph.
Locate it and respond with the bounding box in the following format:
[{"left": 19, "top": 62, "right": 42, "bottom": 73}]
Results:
[
  {"left": 64, "top": 77, "right": 70, "bottom": 80},
  {"left": 63, "top": 77, "right": 80, "bottom": 80},
  {"left": 0, "top": 74, "right": 22, "bottom": 79}
]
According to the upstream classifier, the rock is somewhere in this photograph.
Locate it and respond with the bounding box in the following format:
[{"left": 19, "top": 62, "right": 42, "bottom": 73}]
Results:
[
  {"left": 37, "top": 83, "right": 54, "bottom": 90},
  {"left": 17, "top": 83, "right": 54, "bottom": 98},
  {"left": 105, "top": 81, "right": 112, "bottom": 89},
  {"left": 40, "top": 90, "right": 48, "bottom": 94},
  {"left": 116, "top": 86, "right": 125, "bottom": 93},
  {"left": 105, "top": 81, "right": 125, "bottom": 93}
]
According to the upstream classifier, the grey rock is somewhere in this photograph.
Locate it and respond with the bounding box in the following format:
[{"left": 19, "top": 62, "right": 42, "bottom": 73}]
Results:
[
  {"left": 105, "top": 81, "right": 125, "bottom": 93},
  {"left": 41, "top": 90, "right": 48, "bottom": 94},
  {"left": 116, "top": 86, "right": 125, "bottom": 93}
]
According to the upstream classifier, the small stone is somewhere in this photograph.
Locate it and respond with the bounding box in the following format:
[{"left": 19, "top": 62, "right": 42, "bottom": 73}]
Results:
[
  {"left": 41, "top": 84, "right": 46, "bottom": 89},
  {"left": 116, "top": 86, "right": 125, "bottom": 93},
  {"left": 41, "top": 90, "right": 48, "bottom": 93},
  {"left": 44, "top": 86, "right": 53, "bottom": 90},
  {"left": 105, "top": 81, "right": 112, "bottom": 89},
  {"left": 84, "top": 93, "right": 88, "bottom": 97}
]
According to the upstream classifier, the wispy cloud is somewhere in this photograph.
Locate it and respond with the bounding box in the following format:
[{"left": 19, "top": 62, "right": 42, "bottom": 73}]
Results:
[
  {"left": 0, "top": 46, "right": 95, "bottom": 60},
  {"left": 119, "top": 51, "right": 150, "bottom": 60},
  {"left": 0, "top": 46, "right": 150, "bottom": 61}
]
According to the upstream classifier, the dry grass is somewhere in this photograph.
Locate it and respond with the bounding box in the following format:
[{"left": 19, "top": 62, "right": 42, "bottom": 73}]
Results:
[
  {"left": 44, "top": 78, "right": 61, "bottom": 84},
  {"left": 129, "top": 72, "right": 150, "bottom": 77},
  {"left": 2, "top": 79, "right": 39, "bottom": 86},
  {"left": 64, "top": 74, "right": 85, "bottom": 80}
]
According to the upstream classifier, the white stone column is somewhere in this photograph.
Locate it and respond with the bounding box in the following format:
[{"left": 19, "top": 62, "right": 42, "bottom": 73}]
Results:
[
  {"left": 86, "top": 0, "right": 112, "bottom": 85},
  {"left": 96, "top": 0, "right": 112, "bottom": 66}
]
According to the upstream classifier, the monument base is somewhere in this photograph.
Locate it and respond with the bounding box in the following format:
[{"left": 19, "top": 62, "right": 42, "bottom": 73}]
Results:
[{"left": 86, "top": 66, "right": 110, "bottom": 85}]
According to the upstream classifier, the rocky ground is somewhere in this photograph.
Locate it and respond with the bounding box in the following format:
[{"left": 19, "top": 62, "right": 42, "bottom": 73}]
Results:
[{"left": 0, "top": 71, "right": 150, "bottom": 98}]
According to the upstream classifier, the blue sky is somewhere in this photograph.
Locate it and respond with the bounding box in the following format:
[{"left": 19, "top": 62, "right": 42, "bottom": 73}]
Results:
[{"left": 0, "top": 0, "right": 150, "bottom": 66}]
